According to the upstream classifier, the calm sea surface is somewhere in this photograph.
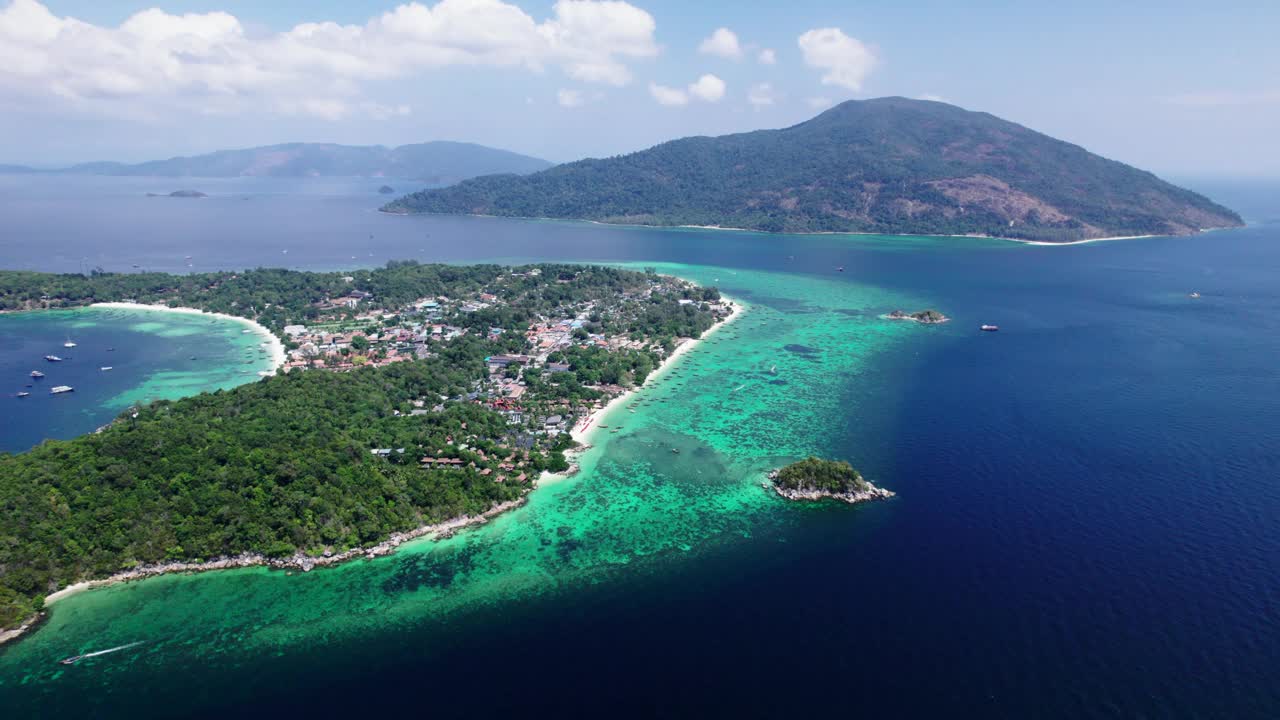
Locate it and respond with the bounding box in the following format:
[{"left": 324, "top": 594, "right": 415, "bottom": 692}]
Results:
[{"left": 0, "top": 175, "right": 1277, "bottom": 718}]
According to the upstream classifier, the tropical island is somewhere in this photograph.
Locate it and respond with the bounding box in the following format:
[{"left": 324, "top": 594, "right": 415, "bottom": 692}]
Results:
[
  {"left": 769, "top": 457, "right": 896, "bottom": 504},
  {"left": 0, "top": 262, "right": 733, "bottom": 637},
  {"left": 384, "top": 97, "right": 1242, "bottom": 243},
  {"left": 885, "top": 309, "right": 949, "bottom": 324}
]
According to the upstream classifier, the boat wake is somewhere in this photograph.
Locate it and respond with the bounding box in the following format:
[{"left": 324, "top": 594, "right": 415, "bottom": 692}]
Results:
[{"left": 60, "top": 641, "right": 145, "bottom": 665}]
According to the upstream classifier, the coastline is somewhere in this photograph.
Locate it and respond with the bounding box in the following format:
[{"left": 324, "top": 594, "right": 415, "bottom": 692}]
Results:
[
  {"left": 542, "top": 295, "right": 741, "bottom": 484},
  {"left": 89, "top": 301, "right": 286, "bottom": 372},
  {"left": 16, "top": 497, "right": 528, "bottom": 639},
  {"left": 383, "top": 208, "right": 1237, "bottom": 245},
  {"left": 569, "top": 296, "right": 741, "bottom": 447},
  {"left": 3, "top": 284, "right": 734, "bottom": 646}
]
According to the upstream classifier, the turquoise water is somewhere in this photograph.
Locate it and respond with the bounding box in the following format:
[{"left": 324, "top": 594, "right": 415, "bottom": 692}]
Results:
[
  {"left": 0, "top": 265, "right": 925, "bottom": 698},
  {"left": 0, "top": 306, "right": 277, "bottom": 453},
  {"left": 1, "top": 177, "right": 1278, "bottom": 717}
]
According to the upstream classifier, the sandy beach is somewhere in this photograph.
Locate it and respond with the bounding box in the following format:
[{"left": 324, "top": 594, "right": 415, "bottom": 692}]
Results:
[
  {"left": 1004, "top": 234, "right": 1158, "bottom": 247},
  {"left": 568, "top": 296, "right": 741, "bottom": 446},
  {"left": 386, "top": 209, "right": 1242, "bottom": 248},
  {"left": 90, "top": 301, "right": 287, "bottom": 371}
]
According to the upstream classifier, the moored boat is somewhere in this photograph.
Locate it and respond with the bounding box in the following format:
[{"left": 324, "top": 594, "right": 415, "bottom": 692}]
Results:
[
  {"left": 30, "top": 370, "right": 44, "bottom": 378},
  {"left": 45, "top": 355, "right": 63, "bottom": 362},
  {"left": 16, "top": 391, "right": 29, "bottom": 398},
  {"left": 980, "top": 324, "right": 999, "bottom": 332},
  {"left": 50, "top": 385, "right": 74, "bottom": 394}
]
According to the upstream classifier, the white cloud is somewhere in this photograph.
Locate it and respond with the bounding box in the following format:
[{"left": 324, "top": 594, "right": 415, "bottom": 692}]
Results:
[
  {"left": 648, "top": 82, "right": 688, "bottom": 106},
  {"left": 747, "top": 82, "right": 775, "bottom": 108},
  {"left": 697, "top": 27, "right": 741, "bottom": 60},
  {"left": 757, "top": 48, "right": 776, "bottom": 65},
  {"left": 557, "top": 88, "right": 584, "bottom": 107},
  {"left": 797, "top": 27, "right": 877, "bottom": 91},
  {"left": 687, "top": 73, "right": 726, "bottom": 102},
  {"left": 0, "top": 0, "right": 659, "bottom": 119},
  {"left": 806, "top": 96, "right": 832, "bottom": 110},
  {"left": 649, "top": 74, "right": 726, "bottom": 107},
  {"left": 1159, "top": 90, "right": 1280, "bottom": 107}
]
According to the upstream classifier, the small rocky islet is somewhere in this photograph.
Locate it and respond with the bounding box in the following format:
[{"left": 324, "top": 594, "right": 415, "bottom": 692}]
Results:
[
  {"left": 884, "top": 308, "right": 949, "bottom": 324},
  {"left": 767, "top": 456, "right": 895, "bottom": 505}
]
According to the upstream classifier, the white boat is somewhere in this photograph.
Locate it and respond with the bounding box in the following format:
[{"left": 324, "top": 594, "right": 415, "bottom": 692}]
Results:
[
  {"left": 980, "top": 324, "right": 999, "bottom": 332},
  {"left": 100, "top": 366, "right": 113, "bottom": 371},
  {"left": 30, "top": 370, "right": 44, "bottom": 378},
  {"left": 50, "top": 385, "right": 74, "bottom": 394},
  {"left": 16, "top": 391, "right": 29, "bottom": 398},
  {"left": 45, "top": 355, "right": 63, "bottom": 362},
  {"left": 64, "top": 341, "right": 77, "bottom": 348}
]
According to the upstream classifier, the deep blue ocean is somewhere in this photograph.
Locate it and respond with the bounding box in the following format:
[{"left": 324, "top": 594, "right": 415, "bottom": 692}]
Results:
[{"left": 1, "top": 175, "right": 1278, "bottom": 717}]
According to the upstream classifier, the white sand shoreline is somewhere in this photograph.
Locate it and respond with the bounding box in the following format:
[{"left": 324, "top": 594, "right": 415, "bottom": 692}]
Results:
[
  {"left": 386, "top": 209, "right": 1237, "bottom": 246},
  {"left": 569, "top": 295, "right": 742, "bottom": 448},
  {"left": 540, "top": 296, "right": 740, "bottom": 486},
  {"left": 89, "top": 301, "right": 286, "bottom": 371}
]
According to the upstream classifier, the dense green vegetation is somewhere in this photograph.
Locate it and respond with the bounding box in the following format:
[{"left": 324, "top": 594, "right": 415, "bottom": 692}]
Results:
[
  {"left": 773, "top": 457, "right": 869, "bottom": 494},
  {"left": 0, "top": 358, "right": 528, "bottom": 629},
  {"left": 2, "top": 141, "right": 551, "bottom": 183},
  {"left": 0, "top": 262, "right": 722, "bottom": 630},
  {"left": 0, "top": 262, "right": 713, "bottom": 339},
  {"left": 386, "top": 97, "right": 1242, "bottom": 242}
]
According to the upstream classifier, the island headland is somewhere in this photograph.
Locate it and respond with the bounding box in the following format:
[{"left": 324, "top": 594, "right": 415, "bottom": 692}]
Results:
[{"left": 0, "top": 262, "right": 735, "bottom": 642}]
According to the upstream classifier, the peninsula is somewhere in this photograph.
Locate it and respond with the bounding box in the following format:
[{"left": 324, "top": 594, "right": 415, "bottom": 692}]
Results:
[
  {"left": 384, "top": 97, "right": 1242, "bottom": 243},
  {"left": 0, "top": 262, "right": 732, "bottom": 637},
  {"left": 769, "top": 457, "right": 895, "bottom": 504}
]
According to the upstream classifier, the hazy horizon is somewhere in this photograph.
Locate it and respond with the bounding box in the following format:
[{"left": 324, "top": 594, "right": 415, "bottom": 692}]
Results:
[{"left": 1, "top": 1, "right": 1277, "bottom": 178}]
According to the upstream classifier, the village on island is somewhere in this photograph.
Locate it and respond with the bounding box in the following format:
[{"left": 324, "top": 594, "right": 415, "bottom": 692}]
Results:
[{"left": 265, "top": 267, "right": 735, "bottom": 477}]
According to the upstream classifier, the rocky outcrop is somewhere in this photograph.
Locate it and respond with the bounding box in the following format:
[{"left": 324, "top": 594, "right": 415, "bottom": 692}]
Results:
[
  {"left": 767, "top": 470, "right": 895, "bottom": 505},
  {"left": 885, "top": 309, "right": 950, "bottom": 324}
]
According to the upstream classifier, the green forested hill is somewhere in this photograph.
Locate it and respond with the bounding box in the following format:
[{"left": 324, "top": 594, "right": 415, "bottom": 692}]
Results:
[{"left": 385, "top": 97, "right": 1242, "bottom": 242}]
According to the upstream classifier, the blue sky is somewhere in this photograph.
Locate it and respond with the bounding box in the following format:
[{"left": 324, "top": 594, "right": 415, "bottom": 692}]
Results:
[{"left": 2, "top": 0, "right": 1276, "bottom": 176}]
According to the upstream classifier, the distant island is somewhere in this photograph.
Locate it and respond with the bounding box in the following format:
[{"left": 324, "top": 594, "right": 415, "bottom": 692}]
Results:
[
  {"left": 1, "top": 141, "right": 550, "bottom": 185},
  {"left": 168, "top": 190, "right": 207, "bottom": 198},
  {"left": 379, "top": 185, "right": 395, "bottom": 194},
  {"left": 768, "top": 457, "right": 895, "bottom": 504},
  {"left": 885, "top": 309, "right": 949, "bottom": 324},
  {"left": 384, "top": 97, "right": 1242, "bottom": 243}
]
